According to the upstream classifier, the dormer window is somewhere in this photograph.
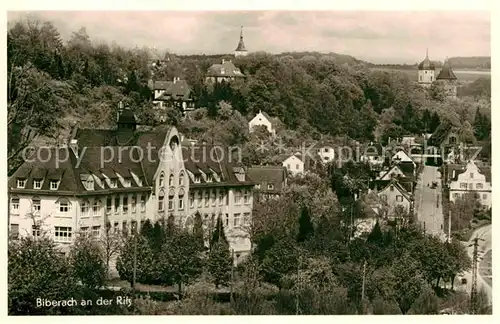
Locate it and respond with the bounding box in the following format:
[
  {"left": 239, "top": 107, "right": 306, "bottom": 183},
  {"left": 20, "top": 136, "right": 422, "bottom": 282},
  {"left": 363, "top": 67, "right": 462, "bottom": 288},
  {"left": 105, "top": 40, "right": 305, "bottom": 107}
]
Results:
[
  {"left": 194, "top": 175, "right": 201, "bottom": 183},
  {"left": 124, "top": 179, "right": 131, "bottom": 187},
  {"left": 221, "top": 68, "right": 226, "bottom": 74},
  {"left": 159, "top": 173, "right": 165, "bottom": 187},
  {"left": 33, "top": 179, "right": 42, "bottom": 189},
  {"left": 17, "top": 179, "right": 26, "bottom": 189},
  {"left": 206, "top": 174, "right": 213, "bottom": 183},
  {"left": 169, "top": 174, "right": 174, "bottom": 186},
  {"left": 86, "top": 178, "right": 94, "bottom": 190},
  {"left": 255, "top": 184, "right": 261, "bottom": 189},
  {"left": 110, "top": 179, "right": 117, "bottom": 188},
  {"left": 50, "top": 180, "right": 59, "bottom": 190}
]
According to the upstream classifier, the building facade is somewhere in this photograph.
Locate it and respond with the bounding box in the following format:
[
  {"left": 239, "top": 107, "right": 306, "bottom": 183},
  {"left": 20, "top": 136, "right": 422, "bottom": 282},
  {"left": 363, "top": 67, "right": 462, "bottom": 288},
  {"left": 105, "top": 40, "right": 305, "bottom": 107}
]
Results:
[
  {"left": 247, "top": 165, "right": 287, "bottom": 201},
  {"left": 8, "top": 111, "right": 254, "bottom": 261},
  {"left": 280, "top": 154, "right": 305, "bottom": 176},
  {"left": 448, "top": 161, "right": 492, "bottom": 208},
  {"left": 418, "top": 49, "right": 436, "bottom": 87},
  {"left": 205, "top": 59, "right": 245, "bottom": 84},
  {"left": 377, "top": 179, "right": 413, "bottom": 217},
  {"left": 248, "top": 111, "right": 275, "bottom": 135}
]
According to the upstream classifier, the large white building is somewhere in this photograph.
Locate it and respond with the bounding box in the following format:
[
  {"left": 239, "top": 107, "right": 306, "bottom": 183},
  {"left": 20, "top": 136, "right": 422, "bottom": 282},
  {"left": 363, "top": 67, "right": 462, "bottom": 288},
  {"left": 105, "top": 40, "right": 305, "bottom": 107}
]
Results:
[
  {"left": 8, "top": 110, "right": 255, "bottom": 263},
  {"left": 448, "top": 161, "right": 492, "bottom": 208}
]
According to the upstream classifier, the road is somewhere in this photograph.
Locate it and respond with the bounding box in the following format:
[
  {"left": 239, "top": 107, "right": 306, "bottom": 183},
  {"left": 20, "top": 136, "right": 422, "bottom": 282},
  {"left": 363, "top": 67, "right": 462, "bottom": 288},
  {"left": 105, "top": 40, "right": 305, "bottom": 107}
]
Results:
[
  {"left": 457, "top": 224, "right": 492, "bottom": 304},
  {"left": 414, "top": 165, "right": 444, "bottom": 237}
]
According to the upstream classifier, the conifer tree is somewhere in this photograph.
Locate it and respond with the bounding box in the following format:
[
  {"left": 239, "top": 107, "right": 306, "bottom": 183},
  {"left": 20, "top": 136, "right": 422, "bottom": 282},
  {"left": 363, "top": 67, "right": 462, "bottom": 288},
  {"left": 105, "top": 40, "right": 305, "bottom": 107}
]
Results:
[{"left": 297, "top": 206, "right": 314, "bottom": 243}]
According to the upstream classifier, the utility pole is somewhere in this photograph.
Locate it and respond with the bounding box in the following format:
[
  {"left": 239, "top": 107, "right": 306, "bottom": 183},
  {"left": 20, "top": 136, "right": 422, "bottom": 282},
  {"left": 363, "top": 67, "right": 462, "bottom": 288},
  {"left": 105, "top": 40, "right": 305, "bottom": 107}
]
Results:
[
  {"left": 361, "top": 260, "right": 367, "bottom": 314},
  {"left": 132, "top": 231, "right": 137, "bottom": 289},
  {"left": 296, "top": 256, "right": 301, "bottom": 315},
  {"left": 447, "top": 210, "right": 451, "bottom": 243},
  {"left": 469, "top": 236, "right": 484, "bottom": 314},
  {"left": 230, "top": 249, "right": 235, "bottom": 308}
]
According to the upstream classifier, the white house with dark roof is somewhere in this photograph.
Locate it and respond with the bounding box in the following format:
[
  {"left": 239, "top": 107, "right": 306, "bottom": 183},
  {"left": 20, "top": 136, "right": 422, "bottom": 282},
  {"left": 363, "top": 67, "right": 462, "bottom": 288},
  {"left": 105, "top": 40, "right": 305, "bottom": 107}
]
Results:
[
  {"left": 205, "top": 59, "right": 245, "bottom": 84},
  {"left": 377, "top": 179, "right": 413, "bottom": 217},
  {"left": 247, "top": 165, "right": 287, "bottom": 201},
  {"left": 149, "top": 77, "right": 195, "bottom": 115},
  {"left": 278, "top": 153, "right": 305, "bottom": 176},
  {"left": 249, "top": 110, "right": 275, "bottom": 135},
  {"left": 448, "top": 161, "right": 491, "bottom": 208},
  {"left": 8, "top": 109, "right": 255, "bottom": 264}
]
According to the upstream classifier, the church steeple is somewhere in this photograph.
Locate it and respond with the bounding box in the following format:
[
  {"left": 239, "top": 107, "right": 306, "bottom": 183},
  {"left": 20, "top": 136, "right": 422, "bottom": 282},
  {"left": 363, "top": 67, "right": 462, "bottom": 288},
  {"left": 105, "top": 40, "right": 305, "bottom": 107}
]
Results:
[{"left": 234, "top": 26, "right": 248, "bottom": 57}]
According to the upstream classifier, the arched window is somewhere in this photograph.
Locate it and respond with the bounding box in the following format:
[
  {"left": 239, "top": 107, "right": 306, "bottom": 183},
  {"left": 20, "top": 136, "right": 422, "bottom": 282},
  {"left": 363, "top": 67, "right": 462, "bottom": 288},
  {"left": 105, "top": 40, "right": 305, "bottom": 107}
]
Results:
[
  {"left": 86, "top": 177, "right": 94, "bottom": 190},
  {"left": 178, "top": 188, "right": 185, "bottom": 210},
  {"left": 81, "top": 199, "right": 90, "bottom": 217},
  {"left": 158, "top": 189, "right": 165, "bottom": 212},
  {"left": 159, "top": 172, "right": 165, "bottom": 187},
  {"left": 56, "top": 198, "right": 71, "bottom": 213},
  {"left": 179, "top": 171, "right": 185, "bottom": 186},
  {"left": 169, "top": 174, "right": 174, "bottom": 187},
  {"left": 168, "top": 189, "right": 175, "bottom": 211}
]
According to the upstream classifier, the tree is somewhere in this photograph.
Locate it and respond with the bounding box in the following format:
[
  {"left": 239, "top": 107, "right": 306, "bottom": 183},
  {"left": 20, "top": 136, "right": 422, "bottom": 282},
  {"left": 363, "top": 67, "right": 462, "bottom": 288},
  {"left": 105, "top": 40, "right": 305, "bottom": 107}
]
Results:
[
  {"left": 207, "top": 240, "right": 232, "bottom": 288},
  {"left": 193, "top": 211, "right": 205, "bottom": 249},
  {"left": 473, "top": 107, "right": 491, "bottom": 140},
  {"left": 446, "top": 239, "right": 471, "bottom": 290},
  {"left": 297, "top": 206, "right": 314, "bottom": 243},
  {"left": 8, "top": 237, "right": 78, "bottom": 314},
  {"left": 100, "top": 221, "right": 122, "bottom": 278},
  {"left": 116, "top": 235, "right": 158, "bottom": 285},
  {"left": 69, "top": 235, "right": 107, "bottom": 289},
  {"left": 429, "top": 111, "right": 441, "bottom": 133},
  {"left": 210, "top": 215, "right": 228, "bottom": 249},
  {"left": 159, "top": 229, "right": 204, "bottom": 295},
  {"left": 391, "top": 253, "right": 427, "bottom": 314},
  {"left": 260, "top": 238, "right": 299, "bottom": 289},
  {"left": 409, "top": 288, "right": 439, "bottom": 314}
]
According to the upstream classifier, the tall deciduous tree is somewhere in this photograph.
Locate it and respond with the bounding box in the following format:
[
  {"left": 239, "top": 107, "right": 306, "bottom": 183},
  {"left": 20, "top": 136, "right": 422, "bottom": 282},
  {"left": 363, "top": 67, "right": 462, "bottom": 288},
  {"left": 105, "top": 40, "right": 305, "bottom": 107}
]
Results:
[
  {"left": 297, "top": 206, "right": 314, "bottom": 243},
  {"left": 207, "top": 240, "right": 232, "bottom": 288},
  {"left": 69, "top": 236, "right": 107, "bottom": 289}
]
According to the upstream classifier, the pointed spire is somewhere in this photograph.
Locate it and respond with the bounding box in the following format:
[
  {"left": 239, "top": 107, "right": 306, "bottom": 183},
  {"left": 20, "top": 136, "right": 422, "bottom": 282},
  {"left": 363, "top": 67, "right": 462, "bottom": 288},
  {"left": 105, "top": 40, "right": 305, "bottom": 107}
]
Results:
[
  {"left": 235, "top": 26, "right": 247, "bottom": 52},
  {"left": 240, "top": 25, "right": 243, "bottom": 39},
  {"left": 426, "top": 48, "right": 429, "bottom": 59}
]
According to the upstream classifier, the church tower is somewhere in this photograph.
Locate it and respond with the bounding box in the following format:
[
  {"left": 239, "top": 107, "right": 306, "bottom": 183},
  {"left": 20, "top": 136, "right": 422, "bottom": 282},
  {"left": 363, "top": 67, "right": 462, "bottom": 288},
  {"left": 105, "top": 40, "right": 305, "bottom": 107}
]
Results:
[
  {"left": 234, "top": 26, "right": 248, "bottom": 57},
  {"left": 417, "top": 49, "right": 436, "bottom": 87},
  {"left": 436, "top": 57, "right": 458, "bottom": 99}
]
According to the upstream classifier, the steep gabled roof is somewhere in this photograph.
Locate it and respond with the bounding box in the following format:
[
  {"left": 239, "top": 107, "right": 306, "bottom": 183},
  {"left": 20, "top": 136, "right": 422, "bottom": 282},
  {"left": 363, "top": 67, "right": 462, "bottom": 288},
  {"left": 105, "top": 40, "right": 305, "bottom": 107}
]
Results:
[
  {"left": 156, "top": 80, "right": 192, "bottom": 101},
  {"left": 247, "top": 165, "right": 286, "bottom": 193},
  {"left": 380, "top": 179, "right": 412, "bottom": 201},
  {"left": 207, "top": 60, "right": 245, "bottom": 78},
  {"left": 235, "top": 26, "right": 247, "bottom": 52},
  {"left": 436, "top": 59, "right": 457, "bottom": 80}
]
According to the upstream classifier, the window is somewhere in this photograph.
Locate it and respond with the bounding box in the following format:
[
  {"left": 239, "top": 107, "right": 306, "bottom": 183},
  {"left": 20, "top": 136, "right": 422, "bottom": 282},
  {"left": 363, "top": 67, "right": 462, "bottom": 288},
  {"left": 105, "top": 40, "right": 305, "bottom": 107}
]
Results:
[
  {"left": 179, "top": 189, "right": 185, "bottom": 210},
  {"left": 122, "top": 221, "right": 128, "bottom": 235},
  {"left": 123, "top": 197, "right": 129, "bottom": 213},
  {"left": 106, "top": 197, "right": 112, "bottom": 214},
  {"left": 380, "top": 194, "right": 387, "bottom": 202},
  {"left": 32, "top": 198, "right": 41, "bottom": 212},
  {"left": 179, "top": 171, "right": 184, "bottom": 186},
  {"left": 430, "top": 76, "right": 433, "bottom": 81},
  {"left": 33, "top": 179, "right": 42, "bottom": 189},
  {"left": 159, "top": 190, "right": 165, "bottom": 211},
  {"left": 110, "top": 179, "right": 117, "bottom": 188},
  {"left": 255, "top": 184, "right": 261, "bottom": 189},
  {"left": 482, "top": 194, "right": 487, "bottom": 200},
  {"left": 169, "top": 174, "right": 174, "bottom": 186},
  {"left": 460, "top": 183, "right": 467, "bottom": 189},
  {"left": 131, "top": 196, "right": 137, "bottom": 213},
  {"left": 243, "top": 190, "right": 250, "bottom": 204},
  {"left": 32, "top": 225, "right": 41, "bottom": 237},
  {"left": 54, "top": 226, "right": 72, "bottom": 243},
  {"left": 80, "top": 227, "right": 89, "bottom": 237},
  {"left": 168, "top": 190, "right": 174, "bottom": 211},
  {"left": 469, "top": 183, "right": 473, "bottom": 190},
  {"left": 11, "top": 198, "right": 19, "bottom": 214},
  {"left": 197, "top": 191, "right": 202, "bottom": 207},
  {"left": 131, "top": 221, "right": 137, "bottom": 233},
  {"left": 92, "top": 226, "right": 101, "bottom": 238},
  {"left": 10, "top": 224, "right": 19, "bottom": 240},
  {"left": 419, "top": 75, "right": 422, "bottom": 81},
  {"left": 204, "top": 191, "right": 209, "bottom": 207},
  {"left": 59, "top": 200, "right": 70, "bottom": 213},
  {"left": 470, "top": 173, "right": 474, "bottom": 179},
  {"left": 207, "top": 174, "right": 213, "bottom": 183},
  {"left": 190, "top": 193, "right": 195, "bottom": 208},
  {"left": 390, "top": 186, "right": 394, "bottom": 192},
  {"left": 454, "top": 193, "right": 460, "bottom": 198},
  {"left": 159, "top": 173, "right": 165, "bottom": 187},
  {"left": 243, "top": 213, "right": 251, "bottom": 226},
  {"left": 234, "top": 213, "right": 241, "bottom": 227},
  {"left": 218, "top": 190, "right": 224, "bottom": 205},
  {"left": 141, "top": 195, "right": 146, "bottom": 212},
  {"left": 92, "top": 200, "right": 101, "bottom": 216},
  {"left": 194, "top": 175, "right": 201, "bottom": 183},
  {"left": 124, "top": 179, "right": 131, "bottom": 187},
  {"left": 324, "top": 148, "right": 329, "bottom": 153},
  {"left": 476, "top": 183, "right": 484, "bottom": 189},
  {"left": 211, "top": 190, "right": 216, "bottom": 206},
  {"left": 396, "top": 195, "right": 403, "bottom": 202},
  {"left": 225, "top": 214, "right": 229, "bottom": 227},
  {"left": 287, "top": 164, "right": 291, "bottom": 170},
  {"left": 86, "top": 178, "right": 94, "bottom": 190},
  {"left": 17, "top": 179, "right": 26, "bottom": 188},
  {"left": 50, "top": 181, "right": 59, "bottom": 190},
  {"left": 114, "top": 197, "right": 120, "bottom": 213},
  {"left": 235, "top": 190, "right": 242, "bottom": 205},
  {"left": 81, "top": 201, "right": 89, "bottom": 217},
  {"left": 296, "top": 164, "right": 299, "bottom": 170}
]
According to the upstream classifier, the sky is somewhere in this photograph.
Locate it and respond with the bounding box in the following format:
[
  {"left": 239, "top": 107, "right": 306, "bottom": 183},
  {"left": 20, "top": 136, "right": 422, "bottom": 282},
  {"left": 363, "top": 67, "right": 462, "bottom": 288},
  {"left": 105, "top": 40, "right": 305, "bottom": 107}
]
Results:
[{"left": 7, "top": 10, "right": 491, "bottom": 64}]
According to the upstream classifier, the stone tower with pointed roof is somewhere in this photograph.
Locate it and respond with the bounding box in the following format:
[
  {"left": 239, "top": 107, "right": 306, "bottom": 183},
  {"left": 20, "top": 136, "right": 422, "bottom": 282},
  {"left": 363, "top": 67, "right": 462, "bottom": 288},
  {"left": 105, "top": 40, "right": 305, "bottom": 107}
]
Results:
[
  {"left": 234, "top": 26, "right": 248, "bottom": 57},
  {"left": 417, "top": 49, "right": 436, "bottom": 87},
  {"left": 436, "top": 58, "right": 458, "bottom": 99}
]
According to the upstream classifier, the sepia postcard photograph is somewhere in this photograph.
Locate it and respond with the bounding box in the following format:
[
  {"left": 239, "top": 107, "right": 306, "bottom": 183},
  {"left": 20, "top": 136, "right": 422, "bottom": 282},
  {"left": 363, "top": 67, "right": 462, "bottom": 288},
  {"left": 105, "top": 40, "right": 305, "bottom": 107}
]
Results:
[{"left": 5, "top": 1, "right": 492, "bottom": 316}]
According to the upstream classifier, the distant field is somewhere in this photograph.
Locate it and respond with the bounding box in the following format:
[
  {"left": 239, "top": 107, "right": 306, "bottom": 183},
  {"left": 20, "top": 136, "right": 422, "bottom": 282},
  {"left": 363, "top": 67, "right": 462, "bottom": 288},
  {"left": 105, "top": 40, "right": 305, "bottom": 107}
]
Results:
[{"left": 370, "top": 68, "right": 491, "bottom": 83}]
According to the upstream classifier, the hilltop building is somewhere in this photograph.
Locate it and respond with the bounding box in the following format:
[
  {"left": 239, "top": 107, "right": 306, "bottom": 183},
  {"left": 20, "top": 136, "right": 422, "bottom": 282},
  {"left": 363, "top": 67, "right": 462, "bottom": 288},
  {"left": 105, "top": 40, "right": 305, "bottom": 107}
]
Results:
[
  {"left": 417, "top": 51, "right": 458, "bottom": 99},
  {"left": 234, "top": 26, "right": 248, "bottom": 58}
]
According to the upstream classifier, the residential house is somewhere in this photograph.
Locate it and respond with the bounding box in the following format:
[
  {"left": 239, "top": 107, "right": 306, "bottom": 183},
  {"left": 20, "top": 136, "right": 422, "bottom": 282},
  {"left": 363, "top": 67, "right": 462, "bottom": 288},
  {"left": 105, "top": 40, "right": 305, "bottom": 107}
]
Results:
[
  {"left": 447, "top": 161, "right": 491, "bottom": 208},
  {"left": 428, "top": 122, "right": 461, "bottom": 148},
  {"left": 149, "top": 77, "right": 195, "bottom": 116},
  {"left": 374, "top": 163, "right": 415, "bottom": 194},
  {"left": 206, "top": 59, "right": 245, "bottom": 84},
  {"left": 377, "top": 179, "right": 413, "bottom": 218},
  {"left": 8, "top": 110, "right": 255, "bottom": 265},
  {"left": 360, "top": 142, "right": 385, "bottom": 167},
  {"left": 315, "top": 140, "right": 337, "bottom": 164},
  {"left": 277, "top": 153, "right": 305, "bottom": 176},
  {"left": 248, "top": 111, "right": 275, "bottom": 135},
  {"left": 247, "top": 166, "right": 287, "bottom": 201},
  {"left": 392, "top": 150, "right": 416, "bottom": 167}
]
